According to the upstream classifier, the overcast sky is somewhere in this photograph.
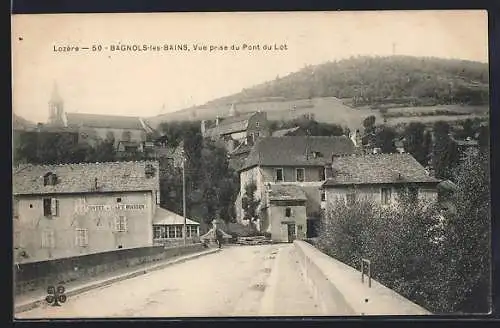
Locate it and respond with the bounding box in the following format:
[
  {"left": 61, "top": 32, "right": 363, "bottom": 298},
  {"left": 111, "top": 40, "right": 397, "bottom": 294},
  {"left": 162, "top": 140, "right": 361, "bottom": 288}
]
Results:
[{"left": 12, "top": 10, "right": 488, "bottom": 123}]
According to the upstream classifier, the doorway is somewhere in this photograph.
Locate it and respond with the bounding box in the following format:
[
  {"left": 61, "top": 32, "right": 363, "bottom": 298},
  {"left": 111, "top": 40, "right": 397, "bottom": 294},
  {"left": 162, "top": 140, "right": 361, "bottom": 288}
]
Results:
[{"left": 287, "top": 223, "right": 296, "bottom": 243}]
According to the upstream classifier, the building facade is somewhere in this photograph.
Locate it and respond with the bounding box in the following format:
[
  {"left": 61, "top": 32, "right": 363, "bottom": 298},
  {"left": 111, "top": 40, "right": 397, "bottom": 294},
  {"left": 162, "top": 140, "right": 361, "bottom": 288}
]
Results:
[
  {"left": 13, "top": 161, "right": 160, "bottom": 263},
  {"left": 322, "top": 153, "right": 440, "bottom": 211},
  {"left": 152, "top": 207, "right": 200, "bottom": 246},
  {"left": 202, "top": 109, "right": 270, "bottom": 153},
  {"left": 236, "top": 136, "right": 356, "bottom": 240},
  {"left": 47, "top": 83, "right": 156, "bottom": 150}
]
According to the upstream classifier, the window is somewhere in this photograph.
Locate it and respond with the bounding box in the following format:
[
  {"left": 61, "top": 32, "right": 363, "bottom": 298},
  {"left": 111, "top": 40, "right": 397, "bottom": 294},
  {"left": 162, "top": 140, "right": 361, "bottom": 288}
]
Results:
[
  {"left": 256, "top": 121, "right": 260, "bottom": 128},
  {"left": 312, "top": 151, "right": 323, "bottom": 158},
  {"left": 190, "top": 226, "right": 199, "bottom": 237},
  {"left": 295, "top": 168, "right": 305, "bottom": 182},
  {"left": 275, "top": 168, "right": 284, "bottom": 182},
  {"left": 42, "top": 230, "right": 55, "bottom": 248},
  {"left": 75, "top": 229, "right": 88, "bottom": 247},
  {"left": 115, "top": 216, "right": 128, "bottom": 232},
  {"left": 285, "top": 207, "right": 292, "bottom": 217},
  {"left": 168, "top": 226, "right": 176, "bottom": 238},
  {"left": 43, "top": 198, "right": 59, "bottom": 217},
  {"left": 320, "top": 168, "right": 326, "bottom": 181},
  {"left": 186, "top": 226, "right": 198, "bottom": 238},
  {"left": 298, "top": 225, "right": 303, "bottom": 233},
  {"left": 381, "top": 188, "right": 392, "bottom": 205},
  {"left": 321, "top": 190, "right": 326, "bottom": 202},
  {"left": 408, "top": 186, "right": 419, "bottom": 202},
  {"left": 175, "top": 226, "right": 183, "bottom": 238},
  {"left": 153, "top": 226, "right": 162, "bottom": 239},
  {"left": 116, "top": 197, "right": 122, "bottom": 203},
  {"left": 43, "top": 172, "right": 57, "bottom": 186},
  {"left": 346, "top": 192, "right": 356, "bottom": 206},
  {"left": 155, "top": 191, "right": 160, "bottom": 205}
]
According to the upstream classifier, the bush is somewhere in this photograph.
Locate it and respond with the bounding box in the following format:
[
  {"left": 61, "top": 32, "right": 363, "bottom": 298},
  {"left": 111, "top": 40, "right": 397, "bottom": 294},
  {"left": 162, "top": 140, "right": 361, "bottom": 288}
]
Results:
[{"left": 316, "top": 188, "right": 489, "bottom": 314}]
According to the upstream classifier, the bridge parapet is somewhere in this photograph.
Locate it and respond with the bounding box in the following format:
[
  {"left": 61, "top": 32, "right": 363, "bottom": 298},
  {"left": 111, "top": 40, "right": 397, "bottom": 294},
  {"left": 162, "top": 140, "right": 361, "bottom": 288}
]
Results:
[{"left": 293, "top": 240, "right": 432, "bottom": 316}]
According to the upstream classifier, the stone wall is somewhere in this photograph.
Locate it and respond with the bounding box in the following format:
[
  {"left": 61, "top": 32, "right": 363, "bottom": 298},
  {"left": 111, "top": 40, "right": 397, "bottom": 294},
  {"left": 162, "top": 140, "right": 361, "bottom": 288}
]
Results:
[
  {"left": 293, "top": 240, "right": 431, "bottom": 315},
  {"left": 14, "top": 243, "right": 204, "bottom": 295}
]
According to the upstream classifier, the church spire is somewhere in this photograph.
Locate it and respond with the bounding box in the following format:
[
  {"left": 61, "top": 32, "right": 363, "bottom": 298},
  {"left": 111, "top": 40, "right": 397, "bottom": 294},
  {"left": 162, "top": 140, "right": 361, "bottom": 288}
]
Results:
[{"left": 48, "top": 81, "right": 64, "bottom": 126}]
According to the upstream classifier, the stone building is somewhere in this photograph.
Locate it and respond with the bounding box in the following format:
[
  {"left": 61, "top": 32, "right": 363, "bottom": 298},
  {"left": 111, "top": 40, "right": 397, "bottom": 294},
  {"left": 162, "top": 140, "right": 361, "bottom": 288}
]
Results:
[
  {"left": 13, "top": 161, "right": 160, "bottom": 263},
  {"left": 47, "top": 82, "right": 156, "bottom": 150},
  {"left": 322, "top": 153, "right": 440, "bottom": 210},
  {"left": 235, "top": 136, "right": 356, "bottom": 241},
  {"left": 201, "top": 106, "right": 270, "bottom": 153}
]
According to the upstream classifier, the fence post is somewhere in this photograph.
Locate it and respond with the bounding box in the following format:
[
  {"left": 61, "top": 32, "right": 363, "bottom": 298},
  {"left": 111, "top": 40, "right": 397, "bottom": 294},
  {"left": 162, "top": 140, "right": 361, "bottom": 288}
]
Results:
[{"left": 361, "top": 258, "right": 372, "bottom": 288}]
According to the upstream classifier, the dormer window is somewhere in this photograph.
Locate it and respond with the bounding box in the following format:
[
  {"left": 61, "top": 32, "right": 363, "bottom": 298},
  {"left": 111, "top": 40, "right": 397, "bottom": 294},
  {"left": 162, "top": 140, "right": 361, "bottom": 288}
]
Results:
[
  {"left": 43, "top": 172, "right": 57, "bottom": 186},
  {"left": 312, "top": 151, "right": 323, "bottom": 158}
]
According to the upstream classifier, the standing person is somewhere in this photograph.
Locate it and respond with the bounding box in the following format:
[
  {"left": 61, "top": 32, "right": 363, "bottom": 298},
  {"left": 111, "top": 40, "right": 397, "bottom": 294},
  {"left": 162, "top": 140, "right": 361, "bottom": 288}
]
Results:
[{"left": 214, "top": 225, "right": 223, "bottom": 249}]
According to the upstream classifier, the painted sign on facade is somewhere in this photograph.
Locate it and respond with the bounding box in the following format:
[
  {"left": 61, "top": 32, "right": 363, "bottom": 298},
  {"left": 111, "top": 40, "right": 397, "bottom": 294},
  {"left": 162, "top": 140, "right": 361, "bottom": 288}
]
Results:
[{"left": 87, "top": 204, "right": 146, "bottom": 211}]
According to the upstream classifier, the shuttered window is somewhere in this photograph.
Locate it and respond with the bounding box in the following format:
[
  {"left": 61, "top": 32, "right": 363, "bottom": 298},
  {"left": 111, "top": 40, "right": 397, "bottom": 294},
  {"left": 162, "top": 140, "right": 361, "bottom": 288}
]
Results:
[
  {"left": 43, "top": 198, "right": 59, "bottom": 217},
  {"left": 115, "top": 216, "right": 128, "bottom": 232},
  {"left": 75, "top": 229, "right": 88, "bottom": 247},
  {"left": 42, "top": 230, "right": 55, "bottom": 248}
]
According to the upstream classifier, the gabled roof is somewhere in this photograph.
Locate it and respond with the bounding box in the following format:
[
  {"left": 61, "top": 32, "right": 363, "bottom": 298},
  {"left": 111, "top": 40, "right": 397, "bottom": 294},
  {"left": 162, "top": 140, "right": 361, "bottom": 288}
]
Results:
[
  {"left": 65, "top": 113, "right": 151, "bottom": 131},
  {"left": 239, "top": 136, "right": 355, "bottom": 172},
  {"left": 323, "top": 153, "right": 440, "bottom": 187},
  {"left": 268, "top": 184, "right": 307, "bottom": 201},
  {"left": 204, "top": 112, "right": 257, "bottom": 137},
  {"left": 13, "top": 161, "right": 159, "bottom": 195},
  {"left": 153, "top": 207, "right": 199, "bottom": 225}
]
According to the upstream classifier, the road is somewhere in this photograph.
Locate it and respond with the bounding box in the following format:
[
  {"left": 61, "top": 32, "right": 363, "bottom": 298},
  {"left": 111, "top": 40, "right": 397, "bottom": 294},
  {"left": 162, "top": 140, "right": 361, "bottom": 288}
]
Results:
[{"left": 16, "top": 244, "right": 323, "bottom": 318}]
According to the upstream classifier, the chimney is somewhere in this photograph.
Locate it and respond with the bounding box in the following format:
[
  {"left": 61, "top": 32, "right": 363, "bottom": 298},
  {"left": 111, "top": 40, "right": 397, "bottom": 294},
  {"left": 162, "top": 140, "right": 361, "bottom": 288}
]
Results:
[{"left": 216, "top": 116, "right": 220, "bottom": 126}]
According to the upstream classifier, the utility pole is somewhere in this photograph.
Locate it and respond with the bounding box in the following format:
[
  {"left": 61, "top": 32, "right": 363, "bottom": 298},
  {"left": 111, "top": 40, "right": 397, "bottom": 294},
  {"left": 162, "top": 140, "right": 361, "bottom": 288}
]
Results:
[{"left": 182, "top": 153, "right": 187, "bottom": 246}]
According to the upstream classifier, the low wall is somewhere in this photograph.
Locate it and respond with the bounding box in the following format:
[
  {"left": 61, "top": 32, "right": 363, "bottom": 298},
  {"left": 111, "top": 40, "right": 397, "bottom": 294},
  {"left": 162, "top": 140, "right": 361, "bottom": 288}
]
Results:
[
  {"left": 293, "top": 240, "right": 432, "bottom": 316},
  {"left": 14, "top": 243, "right": 205, "bottom": 295}
]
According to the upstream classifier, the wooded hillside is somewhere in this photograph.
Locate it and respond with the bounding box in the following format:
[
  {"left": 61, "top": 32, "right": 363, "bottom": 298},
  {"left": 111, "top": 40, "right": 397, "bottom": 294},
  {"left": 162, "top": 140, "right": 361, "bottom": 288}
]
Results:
[{"left": 209, "top": 55, "right": 489, "bottom": 106}]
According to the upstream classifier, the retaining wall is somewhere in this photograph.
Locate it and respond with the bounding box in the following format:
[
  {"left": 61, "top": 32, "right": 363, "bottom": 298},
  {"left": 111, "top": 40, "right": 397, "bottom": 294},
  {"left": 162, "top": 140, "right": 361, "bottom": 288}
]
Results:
[
  {"left": 293, "top": 240, "right": 432, "bottom": 315},
  {"left": 14, "top": 243, "right": 205, "bottom": 295}
]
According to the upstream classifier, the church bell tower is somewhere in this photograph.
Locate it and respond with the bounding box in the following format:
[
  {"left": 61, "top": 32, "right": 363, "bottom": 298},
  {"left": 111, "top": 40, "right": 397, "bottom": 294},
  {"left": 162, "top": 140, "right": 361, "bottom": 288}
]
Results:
[{"left": 48, "top": 81, "right": 65, "bottom": 126}]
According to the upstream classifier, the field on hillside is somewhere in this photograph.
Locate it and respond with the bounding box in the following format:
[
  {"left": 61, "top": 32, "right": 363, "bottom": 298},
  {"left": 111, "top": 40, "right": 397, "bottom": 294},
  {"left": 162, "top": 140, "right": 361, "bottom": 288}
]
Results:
[
  {"left": 385, "top": 114, "right": 487, "bottom": 126},
  {"left": 150, "top": 97, "right": 381, "bottom": 131},
  {"left": 149, "top": 97, "right": 489, "bottom": 132}
]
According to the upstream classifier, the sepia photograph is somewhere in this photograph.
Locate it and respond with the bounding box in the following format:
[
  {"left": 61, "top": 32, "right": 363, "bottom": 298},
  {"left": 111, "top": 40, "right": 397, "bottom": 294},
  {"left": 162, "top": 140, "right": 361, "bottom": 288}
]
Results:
[{"left": 11, "top": 10, "right": 490, "bottom": 318}]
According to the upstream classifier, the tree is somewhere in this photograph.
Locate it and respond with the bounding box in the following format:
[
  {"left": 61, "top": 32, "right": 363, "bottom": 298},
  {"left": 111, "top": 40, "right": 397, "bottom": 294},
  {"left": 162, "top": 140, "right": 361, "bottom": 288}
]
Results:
[
  {"left": 478, "top": 124, "right": 489, "bottom": 153},
  {"left": 404, "top": 122, "right": 427, "bottom": 165},
  {"left": 422, "top": 130, "right": 433, "bottom": 168},
  {"left": 432, "top": 121, "right": 460, "bottom": 179},
  {"left": 241, "top": 181, "right": 261, "bottom": 228},
  {"left": 363, "top": 115, "right": 376, "bottom": 132},
  {"left": 375, "top": 126, "right": 397, "bottom": 153},
  {"left": 440, "top": 150, "right": 491, "bottom": 313}
]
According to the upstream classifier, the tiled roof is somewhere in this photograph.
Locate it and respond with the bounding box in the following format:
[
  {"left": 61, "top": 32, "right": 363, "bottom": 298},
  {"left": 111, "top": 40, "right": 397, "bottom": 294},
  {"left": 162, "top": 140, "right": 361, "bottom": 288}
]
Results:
[
  {"left": 65, "top": 113, "right": 147, "bottom": 130},
  {"left": 323, "top": 153, "right": 440, "bottom": 187},
  {"left": 239, "top": 136, "right": 355, "bottom": 171},
  {"left": 204, "top": 112, "right": 256, "bottom": 137},
  {"left": 13, "top": 161, "right": 160, "bottom": 195},
  {"left": 153, "top": 207, "right": 199, "bottom": 225},
  {"left": 268, "top": 184, "right": 307, "bottom": 201}
]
